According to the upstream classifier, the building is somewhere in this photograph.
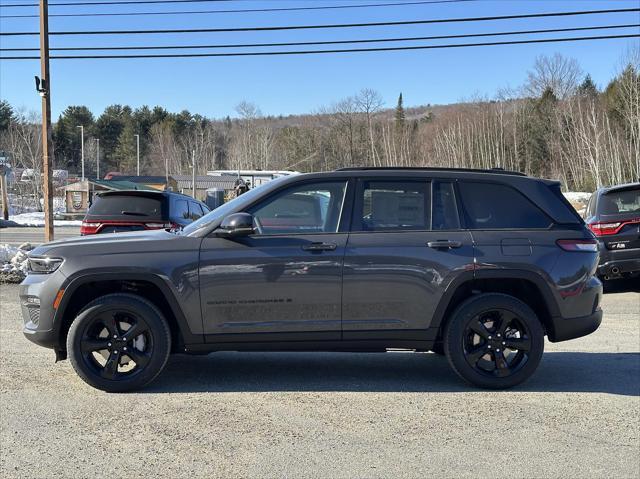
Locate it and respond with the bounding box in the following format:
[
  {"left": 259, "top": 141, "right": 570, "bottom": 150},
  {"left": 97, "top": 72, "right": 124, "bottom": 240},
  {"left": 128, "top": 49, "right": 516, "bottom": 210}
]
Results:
[
  {"left": 207, "top": 170, "right": 298, "bottom": 188},
  {"left": 172, "top": 175, "right": 237, "bottom": 202}
]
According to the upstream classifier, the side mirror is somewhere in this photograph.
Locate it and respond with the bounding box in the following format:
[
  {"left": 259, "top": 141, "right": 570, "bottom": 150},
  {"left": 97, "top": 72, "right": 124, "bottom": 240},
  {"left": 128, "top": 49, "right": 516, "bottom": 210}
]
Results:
[{"left": 216, "top": 212, "right": 255, "bottom": 238}]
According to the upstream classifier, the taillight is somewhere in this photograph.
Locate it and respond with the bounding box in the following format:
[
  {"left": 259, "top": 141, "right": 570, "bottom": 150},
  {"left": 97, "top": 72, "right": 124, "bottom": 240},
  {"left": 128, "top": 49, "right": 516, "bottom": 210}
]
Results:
[
  {"left": 588, "top": 222, "right": 622, "bottom": 236},
  {"left": 556, "top": 239, "right": 599, "bottom": 252},
  {"left": 588, "top": 218, "right": 640, "bottom": 236},
  {"left": 80, "top": 221, "right": 101, "bottom": 235}
]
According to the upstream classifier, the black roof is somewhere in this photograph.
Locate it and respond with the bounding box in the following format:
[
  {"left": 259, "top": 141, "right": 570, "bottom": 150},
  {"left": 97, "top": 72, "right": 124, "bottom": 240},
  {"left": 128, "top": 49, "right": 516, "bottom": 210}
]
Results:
[
  {"left": 109, "top": 175, "right": 171, "bottom": 184},
  {"left": 97, "top": 189, "right": 207, "bottom": 204},
  {"left": 598, "top": 182, "right": 640, "bottom": 195}
]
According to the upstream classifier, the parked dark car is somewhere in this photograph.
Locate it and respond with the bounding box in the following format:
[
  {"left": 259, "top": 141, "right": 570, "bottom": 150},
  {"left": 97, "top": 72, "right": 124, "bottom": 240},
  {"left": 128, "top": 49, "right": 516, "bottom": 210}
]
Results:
[
  {"left": 584, "top": 182, "right": 640, "bottom": 283},
  {"left": 21, "top": 168, "right": 602, "bottom": 392},
  {"left": 80, "top": 190, "right": 210, "bottom": 235}
]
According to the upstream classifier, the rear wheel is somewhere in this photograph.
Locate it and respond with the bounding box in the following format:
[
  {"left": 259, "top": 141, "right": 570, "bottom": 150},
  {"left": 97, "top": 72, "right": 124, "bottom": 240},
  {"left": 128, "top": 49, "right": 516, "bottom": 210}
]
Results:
[
  {"left": 67, "top": 294, "right": 171, "bottom": 392},
  {"left": 444, "top": 293, "right": 544, "bottom": 389}
]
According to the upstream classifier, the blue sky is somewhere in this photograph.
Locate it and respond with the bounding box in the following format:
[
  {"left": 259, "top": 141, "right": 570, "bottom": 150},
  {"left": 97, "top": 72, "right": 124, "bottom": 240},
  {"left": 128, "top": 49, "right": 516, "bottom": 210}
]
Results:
[{"left": 1, "top": 0, "right": 638, "bottom": 119}]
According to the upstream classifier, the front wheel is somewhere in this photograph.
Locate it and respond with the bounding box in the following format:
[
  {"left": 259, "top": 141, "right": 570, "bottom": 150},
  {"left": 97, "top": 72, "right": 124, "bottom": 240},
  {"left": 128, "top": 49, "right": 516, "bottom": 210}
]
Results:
[
  {"left": 444, "top": 293, "right": 544, "bottom": 389},
  {"left": 67, "top": 294, "right": 171, "bottom": 392}
]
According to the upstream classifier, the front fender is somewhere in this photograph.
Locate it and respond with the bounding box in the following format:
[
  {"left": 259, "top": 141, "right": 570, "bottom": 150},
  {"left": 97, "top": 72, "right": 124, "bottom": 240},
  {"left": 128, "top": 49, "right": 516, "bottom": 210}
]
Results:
[{"left": 54, "top": 268, "right": 204, "bottom": 346}]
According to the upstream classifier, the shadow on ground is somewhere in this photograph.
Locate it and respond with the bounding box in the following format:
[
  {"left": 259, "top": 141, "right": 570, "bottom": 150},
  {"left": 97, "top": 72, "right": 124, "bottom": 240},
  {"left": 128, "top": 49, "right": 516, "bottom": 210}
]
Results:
[
  {"left": 146, "top": 351, "right": 640, "bottom": 396},
  {"left": 603, "top": 277, "right": 640, "bottom": 294}
]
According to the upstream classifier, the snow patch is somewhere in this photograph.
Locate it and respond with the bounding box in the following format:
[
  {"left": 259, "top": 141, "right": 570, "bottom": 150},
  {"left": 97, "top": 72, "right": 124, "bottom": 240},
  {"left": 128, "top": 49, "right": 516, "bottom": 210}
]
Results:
[
  {"left": 9, "top": 212, "right": 83, "bottom": 227},
  {"left": 0, "top": 243, "right": 33, "bottom": 283},
  {"left": 563, "top": 191, "right": 592, "bottom": 217}
]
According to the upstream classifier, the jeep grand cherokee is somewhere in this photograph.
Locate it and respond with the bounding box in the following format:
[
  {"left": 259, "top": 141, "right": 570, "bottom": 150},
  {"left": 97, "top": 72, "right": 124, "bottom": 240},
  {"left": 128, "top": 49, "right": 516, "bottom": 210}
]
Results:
[{"left": 20, "top": 168, "right": 603, "bottom": 392}]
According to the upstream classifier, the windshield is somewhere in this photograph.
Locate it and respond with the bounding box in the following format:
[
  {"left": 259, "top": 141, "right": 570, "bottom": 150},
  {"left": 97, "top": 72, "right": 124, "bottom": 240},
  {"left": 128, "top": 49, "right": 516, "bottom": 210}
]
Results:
[{"left": 182, "top": 176, "right": 291, "bottom": 236}]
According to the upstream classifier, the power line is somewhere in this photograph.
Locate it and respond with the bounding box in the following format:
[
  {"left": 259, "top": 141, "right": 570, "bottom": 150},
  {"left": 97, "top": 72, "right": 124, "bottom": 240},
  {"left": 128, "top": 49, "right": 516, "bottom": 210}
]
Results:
[
  {"left": 1, "top": 33, "right": 637, "bottom": 60},
  {"left": 2, "top": 7, "right": 638, "bottom": 36},
  {"left": 0, "top": 0, "right": 239, "bottom": 7},
  {"left": 0, "top": 1, "right": 475, "bottom": 18},
  {"left": 2, "top": 23, "right": 637, "bottom": 51}
]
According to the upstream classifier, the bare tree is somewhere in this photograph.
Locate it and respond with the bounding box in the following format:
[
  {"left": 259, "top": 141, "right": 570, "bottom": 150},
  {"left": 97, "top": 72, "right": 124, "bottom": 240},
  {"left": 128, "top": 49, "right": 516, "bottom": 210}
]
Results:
[
  {"left": 328, "top": 97, "right": 361, "bottom": 167},
  {"left": 525, "top": 53, "right": 583, "bottom": 99},
  {"left": 355, "top": 88, "right": 384, "bottom": 166},
  {"left": 0, "top": 109, "right": 43, "bottom": 210},
  {"left": 613, "top": 45, "right": 640, "bottom": 182}
]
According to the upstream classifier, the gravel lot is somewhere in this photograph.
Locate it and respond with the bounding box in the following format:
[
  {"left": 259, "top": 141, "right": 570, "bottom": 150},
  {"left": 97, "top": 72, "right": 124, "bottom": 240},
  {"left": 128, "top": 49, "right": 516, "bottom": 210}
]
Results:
[{"left": 1, "top": 283, "right": 638, "bottom": 479}]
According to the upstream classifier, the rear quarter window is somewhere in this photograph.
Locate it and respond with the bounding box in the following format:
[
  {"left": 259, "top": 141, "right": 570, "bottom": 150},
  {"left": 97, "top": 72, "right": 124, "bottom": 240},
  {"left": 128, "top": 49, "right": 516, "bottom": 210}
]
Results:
[
  {"left": 458, "top": 182, "right": 552, "bottom": 229},
  {"left": 173, "top": 199, "right": 190, "bottom": 220}
]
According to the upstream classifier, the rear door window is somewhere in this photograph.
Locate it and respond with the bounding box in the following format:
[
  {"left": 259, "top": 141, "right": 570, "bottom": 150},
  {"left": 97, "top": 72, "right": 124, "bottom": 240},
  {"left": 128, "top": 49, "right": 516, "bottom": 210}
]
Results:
[
  {"left": 358, "top": 181, "right": 430, "bottom": 231},
  {"left": 88, "top": 194, "right": 163, "bottom": 220},
  {"left": 458, "top": 182, "right": 552, "bottom": 229}
]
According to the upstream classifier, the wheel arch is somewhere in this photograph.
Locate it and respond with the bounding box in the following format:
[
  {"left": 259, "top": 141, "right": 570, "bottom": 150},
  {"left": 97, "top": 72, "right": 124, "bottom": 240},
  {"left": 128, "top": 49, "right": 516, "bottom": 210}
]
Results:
[
  {"left": 432, "top": 270, "right": 560, "bottom": 339},
  {"left": 54, "top": 272, "right": 202, "bottom": 358}
]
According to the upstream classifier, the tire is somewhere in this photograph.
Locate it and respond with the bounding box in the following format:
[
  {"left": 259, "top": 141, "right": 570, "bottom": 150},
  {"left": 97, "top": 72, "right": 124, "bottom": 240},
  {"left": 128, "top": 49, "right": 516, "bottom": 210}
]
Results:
[
  {"left": 443, "top": 293, "right": 544, "bottom": 389},
  {"left": 67, "top": 293, "right": 171, "bottom": 393}
]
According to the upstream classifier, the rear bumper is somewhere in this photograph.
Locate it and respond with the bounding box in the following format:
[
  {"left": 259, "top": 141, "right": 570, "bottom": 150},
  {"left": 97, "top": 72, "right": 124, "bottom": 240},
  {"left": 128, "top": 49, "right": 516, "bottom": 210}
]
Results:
[
  {"left": 597, "top": 258, "right": 640, "bottom": 277},
  {"left": 548, "top": 309, "right": 603, "bottom": 342}
]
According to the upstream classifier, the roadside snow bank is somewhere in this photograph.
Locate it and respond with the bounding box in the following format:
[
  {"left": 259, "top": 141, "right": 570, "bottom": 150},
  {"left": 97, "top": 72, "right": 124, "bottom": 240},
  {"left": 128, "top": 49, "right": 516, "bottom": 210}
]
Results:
[
  {"left": 0, "top": 243, "right": 33, "bottom": 283},
  {"left": 8, "top": 212, "right": 83, "bottom": 227},
  {"left": 563, "top": 192, "right": 592, "bottom": 217}
]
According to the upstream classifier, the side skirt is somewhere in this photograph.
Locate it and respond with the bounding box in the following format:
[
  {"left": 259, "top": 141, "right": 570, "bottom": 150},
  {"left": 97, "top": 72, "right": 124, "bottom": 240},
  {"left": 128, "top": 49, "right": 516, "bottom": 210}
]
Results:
[{"left": 182, "top": 339, "right": 436, "bottom": 353}]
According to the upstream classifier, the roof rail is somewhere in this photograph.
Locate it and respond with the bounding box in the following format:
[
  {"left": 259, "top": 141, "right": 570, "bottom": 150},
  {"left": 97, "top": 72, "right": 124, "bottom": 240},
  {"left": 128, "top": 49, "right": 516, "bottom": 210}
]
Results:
[{"left": 334, "top": 166, "right": 527, "bottom": 176}]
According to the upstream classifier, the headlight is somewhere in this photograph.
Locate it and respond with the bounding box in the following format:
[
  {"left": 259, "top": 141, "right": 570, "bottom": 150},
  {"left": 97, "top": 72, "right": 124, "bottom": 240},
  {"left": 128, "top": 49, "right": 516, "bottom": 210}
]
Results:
[{"left": 27, "top": 256, "right": 64, "bottom": 274}]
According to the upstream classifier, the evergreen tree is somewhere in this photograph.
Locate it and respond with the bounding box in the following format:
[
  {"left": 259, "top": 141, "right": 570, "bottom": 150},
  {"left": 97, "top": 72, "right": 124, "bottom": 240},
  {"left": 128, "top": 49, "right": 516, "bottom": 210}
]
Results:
[
  {"left": 114, "top": 122, "right": 138, "bottom": 174},
  {"left": 577, "top": 74, "right": 599, "bottom": 99},
  {"left": 394, "top": 93, "right": 406, "bottom": 127},
  {"left": 53, "top": 106, "right": 95, "bottom": 171},
  {"left": 94, "top": 105, "right": 132, "bottom": 173},
  {"left": 0, "top": 100, "right": 13, "bottom": 133}
]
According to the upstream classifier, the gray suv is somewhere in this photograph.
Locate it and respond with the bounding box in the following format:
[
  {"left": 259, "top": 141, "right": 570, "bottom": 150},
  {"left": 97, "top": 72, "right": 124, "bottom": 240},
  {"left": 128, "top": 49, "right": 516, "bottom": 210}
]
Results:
[{"left": 20, "top": 168, "right": 603, "bottom": 392}]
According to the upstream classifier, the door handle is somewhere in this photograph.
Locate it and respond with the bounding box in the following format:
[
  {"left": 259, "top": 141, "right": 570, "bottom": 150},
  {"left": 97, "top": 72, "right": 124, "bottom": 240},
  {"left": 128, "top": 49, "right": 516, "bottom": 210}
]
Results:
[
  {"left": 427, "top": 240, "right": 463, "bottom": 249},
  {"left": 302, "top": 242, "right": 338, "bottom": 252}
]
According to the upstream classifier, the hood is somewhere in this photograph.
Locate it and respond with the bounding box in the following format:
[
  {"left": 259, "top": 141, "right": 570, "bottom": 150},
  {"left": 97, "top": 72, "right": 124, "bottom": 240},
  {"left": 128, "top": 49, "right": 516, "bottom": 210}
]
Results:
[{"left": 31, "top": 229, "right": 183, "bottom": 257}]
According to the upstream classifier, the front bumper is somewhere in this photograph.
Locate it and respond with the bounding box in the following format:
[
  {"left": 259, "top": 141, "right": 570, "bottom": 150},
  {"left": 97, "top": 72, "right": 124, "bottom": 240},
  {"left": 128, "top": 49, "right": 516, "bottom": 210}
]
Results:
[
  {"left": 22, "top": 327, "right": 58, "bottom": 349},
  {"left": 19, "top": 269, "right": 67, "bottom": 350}
]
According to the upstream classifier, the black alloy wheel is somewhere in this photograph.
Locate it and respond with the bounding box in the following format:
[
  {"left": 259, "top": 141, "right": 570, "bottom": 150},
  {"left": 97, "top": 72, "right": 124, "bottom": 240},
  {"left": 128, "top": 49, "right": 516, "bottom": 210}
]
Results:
[
  {"left": 67, "top": 294, "right": 171, "bottom": 392},
  {"left": 79, "top": 309, "right": 153, "bottom": 381},
  {"left": 444, "top": 293, "right": 544, "bottom": 389},
  {"left": 463, "top": 308, "right": 532, "bottom": 378}
]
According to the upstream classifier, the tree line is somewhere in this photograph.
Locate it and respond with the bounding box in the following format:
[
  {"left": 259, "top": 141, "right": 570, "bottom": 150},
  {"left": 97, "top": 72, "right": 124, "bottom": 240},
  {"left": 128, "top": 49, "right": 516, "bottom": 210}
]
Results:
[{"left": 1, "top": 49, "right": 638, "bottom": 194}]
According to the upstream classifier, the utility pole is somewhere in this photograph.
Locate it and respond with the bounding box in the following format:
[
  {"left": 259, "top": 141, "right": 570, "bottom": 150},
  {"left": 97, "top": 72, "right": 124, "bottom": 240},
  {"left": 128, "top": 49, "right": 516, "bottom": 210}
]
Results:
[
  {"left": 191, "top": 149, "right": 196, "bottom": 199},
  {"left": 39, "top": 0, "right": 54, "bottom": 242},
  {"left": 134, "top": 134, "right": 140, "bottom": 176},
  {"left": 0, "top": 167, "right": 9, "bottom": 221},
  {"left": 164, "top": 157, "right": 168, "bottom": 185},
  {"left": 95, "top": 138, "right": 100, "bottom": 179},
  {"left": 77, "top": 125, "right": 84, "bottom": 180}
]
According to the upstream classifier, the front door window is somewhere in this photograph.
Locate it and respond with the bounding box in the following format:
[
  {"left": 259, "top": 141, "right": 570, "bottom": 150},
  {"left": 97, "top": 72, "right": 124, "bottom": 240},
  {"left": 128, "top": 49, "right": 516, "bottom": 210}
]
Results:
[{"left": 250, "top": 181, "right": 347, "bottom": 235}]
